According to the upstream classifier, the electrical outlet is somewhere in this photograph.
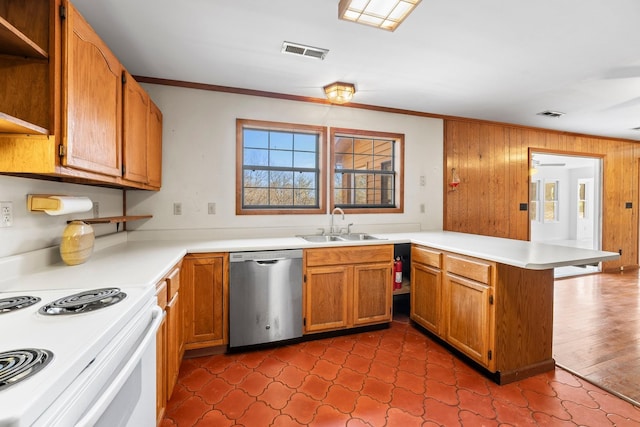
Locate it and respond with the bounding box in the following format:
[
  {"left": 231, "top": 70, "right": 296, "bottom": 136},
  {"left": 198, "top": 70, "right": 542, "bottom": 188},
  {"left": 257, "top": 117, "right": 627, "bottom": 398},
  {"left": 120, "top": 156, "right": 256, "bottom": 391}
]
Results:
[
  {"left": 93, "top": 202, "right": 99, "bottom": 218},
  {"left": 208, "top": 202, "right": 216, "bottom": 215},
  {"left": 1, "top": 201, "right": 13, "bottom": 228},
  {"left": 419, "top": 176, "right": 426, "bottom": 186},
  {"left": 173, "top": 202, "right": 182, "bottom": 215},
  {"left": 420, "top": 203, "right": 425, "bottom": 213}
]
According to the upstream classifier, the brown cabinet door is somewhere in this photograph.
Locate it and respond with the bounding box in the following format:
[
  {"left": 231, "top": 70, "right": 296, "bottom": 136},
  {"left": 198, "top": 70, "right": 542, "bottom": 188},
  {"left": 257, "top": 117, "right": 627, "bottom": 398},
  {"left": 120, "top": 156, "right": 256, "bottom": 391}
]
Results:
[
  {"left": 182, "top": 254, "right": 227, "bottom": 349},
  {"left": 304, "top": 265, "right": 350, "bottom": 333},
  {"left": 122, "top": 70, "right": 148, "bottom": 184},
  {"left": 353, "top": 263, "right": 392, "bottom": 326},
  {"left": 410, "top": 262, "right": 442, "bottom": 335},
  {"left": 147, "top": 100, "right": 163, "bottom": 188},
  {"left": 445, "top": 273, "right": 493, "bottom": 368},
  {"left": 62, "top": 1, "right": 122, "bottom": 177}
]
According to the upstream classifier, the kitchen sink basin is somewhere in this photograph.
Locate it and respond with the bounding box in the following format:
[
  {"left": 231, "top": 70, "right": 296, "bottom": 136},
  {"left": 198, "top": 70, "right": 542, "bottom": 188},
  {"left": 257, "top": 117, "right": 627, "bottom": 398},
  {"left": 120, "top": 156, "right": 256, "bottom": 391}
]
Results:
[
  {"left": 298, "top": 235, "right": 344, "bottom": 242},
  {"left": 298, "top": 233, "right": 384, "bottom": 243},
  {"left": 336, "top": 233, "right": 382, "bottom": 241}
]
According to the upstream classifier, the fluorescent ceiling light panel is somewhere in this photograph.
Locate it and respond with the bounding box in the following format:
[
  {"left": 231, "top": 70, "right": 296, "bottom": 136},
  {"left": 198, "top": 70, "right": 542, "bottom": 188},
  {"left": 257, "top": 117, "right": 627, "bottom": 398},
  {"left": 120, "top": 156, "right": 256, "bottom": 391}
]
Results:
[{"left": 339, "top": 0, "right": 421, "bottom": 31}]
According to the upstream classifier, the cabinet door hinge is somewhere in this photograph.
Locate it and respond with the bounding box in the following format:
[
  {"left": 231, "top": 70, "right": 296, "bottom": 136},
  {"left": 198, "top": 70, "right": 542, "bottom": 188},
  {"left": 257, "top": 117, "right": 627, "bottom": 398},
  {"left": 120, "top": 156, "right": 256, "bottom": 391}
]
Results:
[
  {"left": 488, "top": 350, "right": 492, "bottom": 360},
  {"left": 59, "top": 5, "right": 66, "bottom": 20},
  {"left": 58, "top": 144, "right": 65, "bottom": 157},
  {"left": 489, "top": 295, "right": 494, "bottom": 305},
  {"left": 122, "top": 72, "right": 127, "bottom": 84},
  {"left": 303, "top": 274, "right": 306, "bottom": 283},
  {"left": 303, "top": 318, "right": 306, "bottom": 326},
  {"left": 122, "top": 165, "right": 126, "bottom": 175}
]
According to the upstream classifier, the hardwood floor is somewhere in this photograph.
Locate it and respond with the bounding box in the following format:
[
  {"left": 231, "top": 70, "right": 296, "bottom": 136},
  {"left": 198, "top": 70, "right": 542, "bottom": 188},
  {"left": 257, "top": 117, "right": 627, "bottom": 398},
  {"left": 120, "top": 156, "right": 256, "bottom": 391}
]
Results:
[{"left": 553, "top": 270, "right": 640, "bottom": 406}]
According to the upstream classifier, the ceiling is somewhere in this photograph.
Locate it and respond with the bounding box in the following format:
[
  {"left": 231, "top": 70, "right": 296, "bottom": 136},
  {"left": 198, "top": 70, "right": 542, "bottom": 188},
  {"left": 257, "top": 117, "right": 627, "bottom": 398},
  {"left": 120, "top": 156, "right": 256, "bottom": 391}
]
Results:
[{"left": 72, "top": 0, "right": 640, "bottom": 141}]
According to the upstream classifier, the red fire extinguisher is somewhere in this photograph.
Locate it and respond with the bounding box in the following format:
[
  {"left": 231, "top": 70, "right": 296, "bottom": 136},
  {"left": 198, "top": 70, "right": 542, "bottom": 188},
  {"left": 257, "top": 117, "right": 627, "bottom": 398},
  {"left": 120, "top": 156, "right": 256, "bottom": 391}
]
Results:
[{"left": 394, "top": 256, "right": 403, "bottom": 290}]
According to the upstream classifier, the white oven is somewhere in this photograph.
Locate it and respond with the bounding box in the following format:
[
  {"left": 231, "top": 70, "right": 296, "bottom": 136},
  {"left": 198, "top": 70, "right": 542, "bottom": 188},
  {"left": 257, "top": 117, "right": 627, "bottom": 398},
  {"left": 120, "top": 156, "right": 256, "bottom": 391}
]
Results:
[{"left": 0, "top": 285, "right": 161, "bottom": 427}]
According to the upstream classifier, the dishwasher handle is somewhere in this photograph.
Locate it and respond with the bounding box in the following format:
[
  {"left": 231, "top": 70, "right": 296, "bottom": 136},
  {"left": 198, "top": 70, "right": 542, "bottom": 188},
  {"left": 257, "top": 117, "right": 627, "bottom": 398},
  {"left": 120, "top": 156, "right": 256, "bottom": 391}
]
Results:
[{"left": 255, "top": 259, "right": 285, "bottom": 265}]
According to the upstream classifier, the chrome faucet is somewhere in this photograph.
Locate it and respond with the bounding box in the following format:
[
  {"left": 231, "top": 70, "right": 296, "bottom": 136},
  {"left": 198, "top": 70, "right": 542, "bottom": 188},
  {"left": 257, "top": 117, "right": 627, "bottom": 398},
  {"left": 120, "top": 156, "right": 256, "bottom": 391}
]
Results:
[{"left": 330, "top": 207, "right": 345, "bottom": 234}]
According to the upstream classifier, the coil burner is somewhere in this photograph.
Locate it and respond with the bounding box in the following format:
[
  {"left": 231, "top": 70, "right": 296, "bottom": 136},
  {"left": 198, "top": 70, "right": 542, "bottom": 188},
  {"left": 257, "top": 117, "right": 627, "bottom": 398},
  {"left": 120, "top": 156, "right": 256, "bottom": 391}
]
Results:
[
  {"left": 39, "top": 288, "right": 127, "bottom": 315},
  {"left": 0, "top": 348, "right": 53, "bottom": 391},
  {"left": 0, "top": 296, "right": 41, "bottom": 314}
]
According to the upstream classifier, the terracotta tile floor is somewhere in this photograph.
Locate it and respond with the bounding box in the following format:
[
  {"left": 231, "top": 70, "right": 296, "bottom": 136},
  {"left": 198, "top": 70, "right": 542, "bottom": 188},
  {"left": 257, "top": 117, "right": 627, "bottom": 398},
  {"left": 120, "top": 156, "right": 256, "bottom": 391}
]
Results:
[{"left": 161, "top": 320, "right": 640, "bottom": 427}]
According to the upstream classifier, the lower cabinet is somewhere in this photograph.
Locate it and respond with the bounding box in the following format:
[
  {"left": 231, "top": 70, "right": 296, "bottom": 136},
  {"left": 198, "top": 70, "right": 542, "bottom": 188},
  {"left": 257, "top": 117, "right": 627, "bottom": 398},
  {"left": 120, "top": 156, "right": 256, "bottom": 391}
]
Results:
[
  {"left": 410, "top": 245, "right": 443, "bottom": 335},
  {"left": 410, "top": 245, "right": 496, "bottom": 370},
  {"left": 181, "top": 253, "right": 228, "bottom": 349},
  {"left": 410, "top": 244, "right": 555, "bottom": 383},
  {"left": 303, "top": 245, "right": 393, "bottom": 334},
  {"left": 155, "top": 261, "right": 182, "bottom": 425}
]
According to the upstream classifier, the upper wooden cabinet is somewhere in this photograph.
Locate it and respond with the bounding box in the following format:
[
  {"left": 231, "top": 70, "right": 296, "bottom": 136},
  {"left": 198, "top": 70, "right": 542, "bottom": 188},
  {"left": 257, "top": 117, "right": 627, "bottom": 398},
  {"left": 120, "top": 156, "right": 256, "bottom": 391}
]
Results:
[
  {"left": 122, "top": 70, "right": 149, "bottom": 184},
  {"left": 0, "top": 0, "right": 52, "bottom": 134},
  {"left": 0, "top": 0, "right": 162, "bottom": 190},
  {"left": 62, "top": 1, "right": 122, "bottom": 177}
]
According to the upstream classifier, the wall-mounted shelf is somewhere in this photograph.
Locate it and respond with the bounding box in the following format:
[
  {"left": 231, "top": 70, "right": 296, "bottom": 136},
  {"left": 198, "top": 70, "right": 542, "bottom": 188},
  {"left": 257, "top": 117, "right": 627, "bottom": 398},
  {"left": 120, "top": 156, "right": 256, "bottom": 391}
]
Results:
[{"left": 68, "top": 215, "right": 152, "bottom": 231}]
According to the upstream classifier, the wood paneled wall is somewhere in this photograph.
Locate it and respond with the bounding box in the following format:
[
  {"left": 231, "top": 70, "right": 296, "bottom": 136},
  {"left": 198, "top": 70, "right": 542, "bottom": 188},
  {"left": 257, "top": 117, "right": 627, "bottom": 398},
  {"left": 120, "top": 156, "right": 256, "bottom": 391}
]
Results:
[{"left": 444, "top": 119, "right": 639, "bottom": 271}]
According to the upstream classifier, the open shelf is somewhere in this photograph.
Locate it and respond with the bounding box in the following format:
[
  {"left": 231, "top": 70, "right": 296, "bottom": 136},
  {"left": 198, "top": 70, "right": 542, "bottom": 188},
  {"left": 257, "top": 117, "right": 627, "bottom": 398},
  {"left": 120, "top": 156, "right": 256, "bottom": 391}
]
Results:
[
  {"left": 0, "top": 112, "right": 49, "bottom": 135},
  {"left": 0, "top": 16, "right": 48, "bottom": 59},
  {"left": 68, "top": 215, "right": 152, "bottom": 231},
  {"left": 393, "top": 278, "right": 411, "bottom": 295}
]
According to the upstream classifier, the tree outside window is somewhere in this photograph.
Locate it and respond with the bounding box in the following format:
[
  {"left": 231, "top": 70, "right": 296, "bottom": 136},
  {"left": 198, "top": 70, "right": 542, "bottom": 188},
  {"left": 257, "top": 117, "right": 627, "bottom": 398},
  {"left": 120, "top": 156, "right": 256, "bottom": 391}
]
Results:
[{"left": 544, "top": 180, "right": 559, "bottom": 222}]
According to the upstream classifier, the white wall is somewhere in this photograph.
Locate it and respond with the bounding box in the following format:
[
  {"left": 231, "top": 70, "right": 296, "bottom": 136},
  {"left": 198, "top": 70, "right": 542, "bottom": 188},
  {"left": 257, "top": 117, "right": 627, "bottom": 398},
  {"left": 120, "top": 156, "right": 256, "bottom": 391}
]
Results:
[
  {"left": 127, "top": 84, "right": 444, "bottom": 239},
  {"left": 0, "top": 175, "right": 124, "bottom": 258},
  {"left": 0, "top": 84, "right": 444, "bottom": 258}
]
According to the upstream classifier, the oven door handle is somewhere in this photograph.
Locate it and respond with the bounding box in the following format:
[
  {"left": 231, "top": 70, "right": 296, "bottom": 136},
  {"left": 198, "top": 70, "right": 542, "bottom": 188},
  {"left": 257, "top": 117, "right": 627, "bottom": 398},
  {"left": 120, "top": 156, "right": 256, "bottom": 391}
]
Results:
[{"left": 75, "top": 305, "right": 163, "bottom": 427}]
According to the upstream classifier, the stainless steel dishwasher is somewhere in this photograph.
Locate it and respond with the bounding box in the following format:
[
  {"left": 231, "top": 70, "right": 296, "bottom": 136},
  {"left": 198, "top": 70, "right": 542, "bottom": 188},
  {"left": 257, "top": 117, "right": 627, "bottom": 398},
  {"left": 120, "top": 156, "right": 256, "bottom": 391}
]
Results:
[{"left": 229, "top": 249, "right": 303, "bottom": 348}]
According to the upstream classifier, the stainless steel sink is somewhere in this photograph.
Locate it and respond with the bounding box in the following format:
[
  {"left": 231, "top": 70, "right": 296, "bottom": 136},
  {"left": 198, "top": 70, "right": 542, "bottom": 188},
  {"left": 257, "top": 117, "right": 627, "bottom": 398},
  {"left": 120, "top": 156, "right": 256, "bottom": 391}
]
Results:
[
  {"left": 298, "top": 233, "right": 384, "bottom": 243},
  {"left": 298, "top": 235, "right": 344, "bottom": 242},
  {"left": 337, "top": 233, "right": 382, "bottom": 241}
]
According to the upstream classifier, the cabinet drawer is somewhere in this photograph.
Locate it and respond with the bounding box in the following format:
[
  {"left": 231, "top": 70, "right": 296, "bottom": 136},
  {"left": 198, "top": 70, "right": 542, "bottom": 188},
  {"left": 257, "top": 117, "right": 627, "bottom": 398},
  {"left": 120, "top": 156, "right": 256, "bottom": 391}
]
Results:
[
  {"left": 446, "top": 255, "right": 492, "bottom": 284},
  {"left": 412, "top": 245, "right": 442, "bottom": 268},
  {"left": 305, "top": 245, "right": 393, "bottom": 267},
  {"left": 156, "top": 280, "right": 168, "bottom": 310},
  {"left": 166, "top": 266, "right": 180, "bottom": 299}
]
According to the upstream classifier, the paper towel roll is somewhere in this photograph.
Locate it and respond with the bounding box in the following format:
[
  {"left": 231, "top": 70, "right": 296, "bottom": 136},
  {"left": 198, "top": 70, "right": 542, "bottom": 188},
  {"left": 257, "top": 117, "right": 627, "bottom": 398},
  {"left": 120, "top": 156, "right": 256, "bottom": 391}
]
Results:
[{"left": 44, "top": 196, "right": 93, "bottom": 216}]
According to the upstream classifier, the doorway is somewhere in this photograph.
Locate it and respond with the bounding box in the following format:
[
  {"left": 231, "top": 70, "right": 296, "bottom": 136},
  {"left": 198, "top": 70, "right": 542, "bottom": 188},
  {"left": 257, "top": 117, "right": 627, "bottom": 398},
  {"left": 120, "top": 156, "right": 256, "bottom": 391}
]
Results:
[{"left": 529, "top": 152, "right": 603, "bottom": 278}]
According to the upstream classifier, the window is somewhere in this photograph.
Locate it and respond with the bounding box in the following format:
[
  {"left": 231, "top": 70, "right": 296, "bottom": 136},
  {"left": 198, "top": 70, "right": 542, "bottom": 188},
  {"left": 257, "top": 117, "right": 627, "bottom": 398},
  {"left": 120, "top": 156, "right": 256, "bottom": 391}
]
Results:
[
  {"left": 236, "top": 119, "right": 326, "bottom": 214},
  {"left": 578, "top": 182, "right": 587, "bottom": 219},
  {"left": 330, "top": 128, "right": 404, "bottom": 213},
  {"left": 529, "top": 180, "right": 539, "bottom": 221},
  {"left": 544, "top": 180, "right": 559, "bottom": 222}
]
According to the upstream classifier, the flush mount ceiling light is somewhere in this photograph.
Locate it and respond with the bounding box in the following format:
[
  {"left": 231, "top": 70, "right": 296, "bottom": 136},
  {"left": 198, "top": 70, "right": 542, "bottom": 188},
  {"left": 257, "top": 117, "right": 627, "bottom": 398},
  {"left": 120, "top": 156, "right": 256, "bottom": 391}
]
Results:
[
  {"left": 323, "top": 82, "right": 356, "bottom": 104},
  {"left": 338, "top": 0, "right": 422, "bottom": 31}
]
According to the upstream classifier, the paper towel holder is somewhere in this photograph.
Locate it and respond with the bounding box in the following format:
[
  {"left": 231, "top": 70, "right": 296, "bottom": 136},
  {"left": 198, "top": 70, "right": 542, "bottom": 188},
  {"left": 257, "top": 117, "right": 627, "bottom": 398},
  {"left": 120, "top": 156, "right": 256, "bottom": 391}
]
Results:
[{"left": 27, "top": 194, "right": 92, "bottom": 215}]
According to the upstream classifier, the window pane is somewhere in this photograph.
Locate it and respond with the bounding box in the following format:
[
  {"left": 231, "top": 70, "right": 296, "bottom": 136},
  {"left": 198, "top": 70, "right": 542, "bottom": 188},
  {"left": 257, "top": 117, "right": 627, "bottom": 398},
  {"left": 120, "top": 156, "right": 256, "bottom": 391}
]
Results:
[
  {"left": 374, "top": 140, "right": 392, "bottom": 155},
  {"left": 294, "top": 151, "right": 316, "bottom": 168},
  {"left": 294, "top": 134, "right": 317, "bottom": 152},
  {"left": 270, "top": 188, "right": 293, "bottom": 205},
  {"left": 269, "top": 149, "right": 293, "bottom": 167},
  {"left": 353, "top": 154, "right": 372, "bottom": 170},
  {"left": 294, "top": 189, "right": 316, "bottom": 206},
  {"left": 354, "top": 139, "right": 373, "bottom": 156},
  {"left": 244, "top": 188, "right": 268, "bottom": 206},
  {"left": 244, "top": 129, "right": 268, "bottom": 149},
  {"left": 269, "top": 171, "right": 294, "bottom": 188},
  {"left": 294, "top": 172, "right": 316, "bottom": 189},
  {"left": 270, "top": 131, "right": 293, "bottom": 150},
  {"left": 244, "top": 148, "right": 268, "bottom": 166},
  {"left": 334, "top": 153, "right": 350, "bottom": 169},
  {"left": 244, "top": 170, "right": 268, "bottom": 188}
]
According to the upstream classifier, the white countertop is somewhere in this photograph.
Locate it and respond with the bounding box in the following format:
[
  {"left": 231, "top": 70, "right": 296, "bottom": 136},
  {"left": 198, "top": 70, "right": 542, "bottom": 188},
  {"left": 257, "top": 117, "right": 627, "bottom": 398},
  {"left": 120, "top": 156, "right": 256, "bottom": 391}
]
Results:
[{"left": 0, "top": 231, "right": 619, "bottom": 292}]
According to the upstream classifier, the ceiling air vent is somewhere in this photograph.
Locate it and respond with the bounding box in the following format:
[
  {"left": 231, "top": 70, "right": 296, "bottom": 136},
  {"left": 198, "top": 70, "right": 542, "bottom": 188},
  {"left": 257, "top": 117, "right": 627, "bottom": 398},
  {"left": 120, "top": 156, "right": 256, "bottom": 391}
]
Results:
[
  {"left": 537, "top": 110, "right": 565, "bottom": 118},
  {"left": 281, "top": 41, "right": 329, "bottom": 60},
  {"left": 632, "top": 126, "right": 640, "bottom": 131}
]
